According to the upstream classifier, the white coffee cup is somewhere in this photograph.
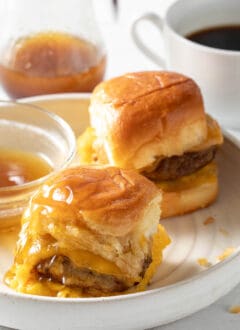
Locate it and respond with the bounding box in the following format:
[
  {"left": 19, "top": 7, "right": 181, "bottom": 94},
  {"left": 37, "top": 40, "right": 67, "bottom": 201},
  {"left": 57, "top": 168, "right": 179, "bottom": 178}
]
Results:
[{"left": 131, "top": 0, "right": 240, "bottom": 128}]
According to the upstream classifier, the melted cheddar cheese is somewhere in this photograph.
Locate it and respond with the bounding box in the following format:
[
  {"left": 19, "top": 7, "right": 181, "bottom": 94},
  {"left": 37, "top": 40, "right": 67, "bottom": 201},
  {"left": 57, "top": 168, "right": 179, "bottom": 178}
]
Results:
[
  {"left": 156, "top": 162, "right": 217, "bottom": 192},
  {"left": 5, "top": 224, "right": 170, "bottom": 297},
  {"left": 77, "top": 127, "right": 97, "bottom": 164},
  {"left": 134, "top": 224, "right": 170, "bottom": 292},
  {"left": 62, "top": 249, "right": 121, "bottom": 275}
]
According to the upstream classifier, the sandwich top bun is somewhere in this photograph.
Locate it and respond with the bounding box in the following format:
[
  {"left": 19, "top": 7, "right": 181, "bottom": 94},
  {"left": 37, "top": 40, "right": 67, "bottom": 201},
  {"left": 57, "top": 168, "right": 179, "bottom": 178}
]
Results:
[
  {"left": 5, "top": 166, "right": 170, "bottom": 297},
  {"left": 89, "top": 71, "right": 208, "bottom": 169},
  {"left": 34, "top": 166, "right": 161, "bottom": 236}
]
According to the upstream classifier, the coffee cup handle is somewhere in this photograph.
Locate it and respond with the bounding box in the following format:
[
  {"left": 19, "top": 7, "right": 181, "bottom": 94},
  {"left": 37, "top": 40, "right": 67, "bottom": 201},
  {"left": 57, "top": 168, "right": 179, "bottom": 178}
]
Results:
[{"left": 131, "top": 13, "right": 166, "bottom": 68}]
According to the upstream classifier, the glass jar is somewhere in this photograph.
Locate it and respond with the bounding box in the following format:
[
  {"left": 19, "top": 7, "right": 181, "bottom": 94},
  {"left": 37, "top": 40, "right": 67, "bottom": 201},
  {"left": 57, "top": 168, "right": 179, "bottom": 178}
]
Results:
[{"left": 0, "top": 0, "right": 106, "bottom": 98}]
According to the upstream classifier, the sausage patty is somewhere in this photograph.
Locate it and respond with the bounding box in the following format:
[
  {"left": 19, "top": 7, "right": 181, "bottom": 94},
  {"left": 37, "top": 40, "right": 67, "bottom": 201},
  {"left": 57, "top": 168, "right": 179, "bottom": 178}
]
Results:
[
  {"left": 143, "top": 146, "right": 217, "bottom": 181},
  {"left": 36, "top": 255, "right": 127, "bottom": 293},
  {"left": 36, "top": 255, "right": 152, "bottom": 294}
]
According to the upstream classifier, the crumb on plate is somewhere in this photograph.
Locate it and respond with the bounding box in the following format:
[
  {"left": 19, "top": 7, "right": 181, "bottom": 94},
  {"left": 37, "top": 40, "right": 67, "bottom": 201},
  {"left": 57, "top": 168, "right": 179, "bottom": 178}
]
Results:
[
  {"left": 203, "top": 216, "right": 215, "bottom": 225},
  {"left": 218, "top": 247, "right": 235, "bottom": 261},
  {"left": 197, "top": 258, "right": 212, "bottom": 267},
  {"left": 219, "top": 228, "right": 229, "bottom": 236},
  {"left": 229, "top": 305, "right": 240, "bottom": 314}
]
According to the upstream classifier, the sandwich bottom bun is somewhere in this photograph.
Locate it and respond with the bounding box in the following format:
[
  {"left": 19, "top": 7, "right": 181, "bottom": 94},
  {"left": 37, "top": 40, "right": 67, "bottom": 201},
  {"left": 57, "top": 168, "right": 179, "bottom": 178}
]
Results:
[{"left": 156, "top": 162, "right": 218, "bottom": 219}]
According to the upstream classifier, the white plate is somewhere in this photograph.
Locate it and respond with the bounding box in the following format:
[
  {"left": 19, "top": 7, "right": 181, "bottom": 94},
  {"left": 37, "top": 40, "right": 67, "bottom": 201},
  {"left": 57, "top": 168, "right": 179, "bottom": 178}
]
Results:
[{"left": 1, "top": 94, "right": 240, "bottom": 330}]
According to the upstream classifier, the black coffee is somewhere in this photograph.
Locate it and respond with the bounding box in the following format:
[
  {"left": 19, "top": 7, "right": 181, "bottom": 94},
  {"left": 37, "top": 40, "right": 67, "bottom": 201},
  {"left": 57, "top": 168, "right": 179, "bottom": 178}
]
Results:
[{"left": 187, "top": 25, "right": 240, "bottom": 51}]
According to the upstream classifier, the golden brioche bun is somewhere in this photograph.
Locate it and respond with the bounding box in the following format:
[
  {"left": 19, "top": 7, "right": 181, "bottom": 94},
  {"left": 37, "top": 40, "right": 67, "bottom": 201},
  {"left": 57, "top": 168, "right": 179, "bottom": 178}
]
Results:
[
  {"left": 156, "top": 162, "right": 218, "bottom": 218},
  {"left": 37, "top": 166, "right": 161, "bottom": 236},
  {"left": 89, "top": 71, "right": 207, "bottom": 169}
]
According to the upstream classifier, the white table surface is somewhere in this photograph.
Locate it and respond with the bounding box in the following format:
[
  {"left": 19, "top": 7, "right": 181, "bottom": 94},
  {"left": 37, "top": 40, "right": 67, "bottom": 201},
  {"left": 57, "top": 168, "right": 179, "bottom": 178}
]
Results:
[{"left": 1, "top": 1, "right": 240, "bottom": 329}]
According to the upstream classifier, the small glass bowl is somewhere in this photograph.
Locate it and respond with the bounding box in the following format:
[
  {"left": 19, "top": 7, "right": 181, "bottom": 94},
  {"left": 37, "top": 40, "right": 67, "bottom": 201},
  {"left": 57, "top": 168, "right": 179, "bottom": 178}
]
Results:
[{"left": 0, "top": 101, "right": 76, "bottom": 231}]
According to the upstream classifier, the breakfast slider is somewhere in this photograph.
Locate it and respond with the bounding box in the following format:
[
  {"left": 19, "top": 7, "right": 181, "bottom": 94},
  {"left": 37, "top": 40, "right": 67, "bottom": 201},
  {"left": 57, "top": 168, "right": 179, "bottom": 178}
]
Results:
[
  {"left": 78, "top": 71, "right": 223, "bottom": 218},
  {"left": 5, "top": 166, "right": 170, "bottom": 297}
]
